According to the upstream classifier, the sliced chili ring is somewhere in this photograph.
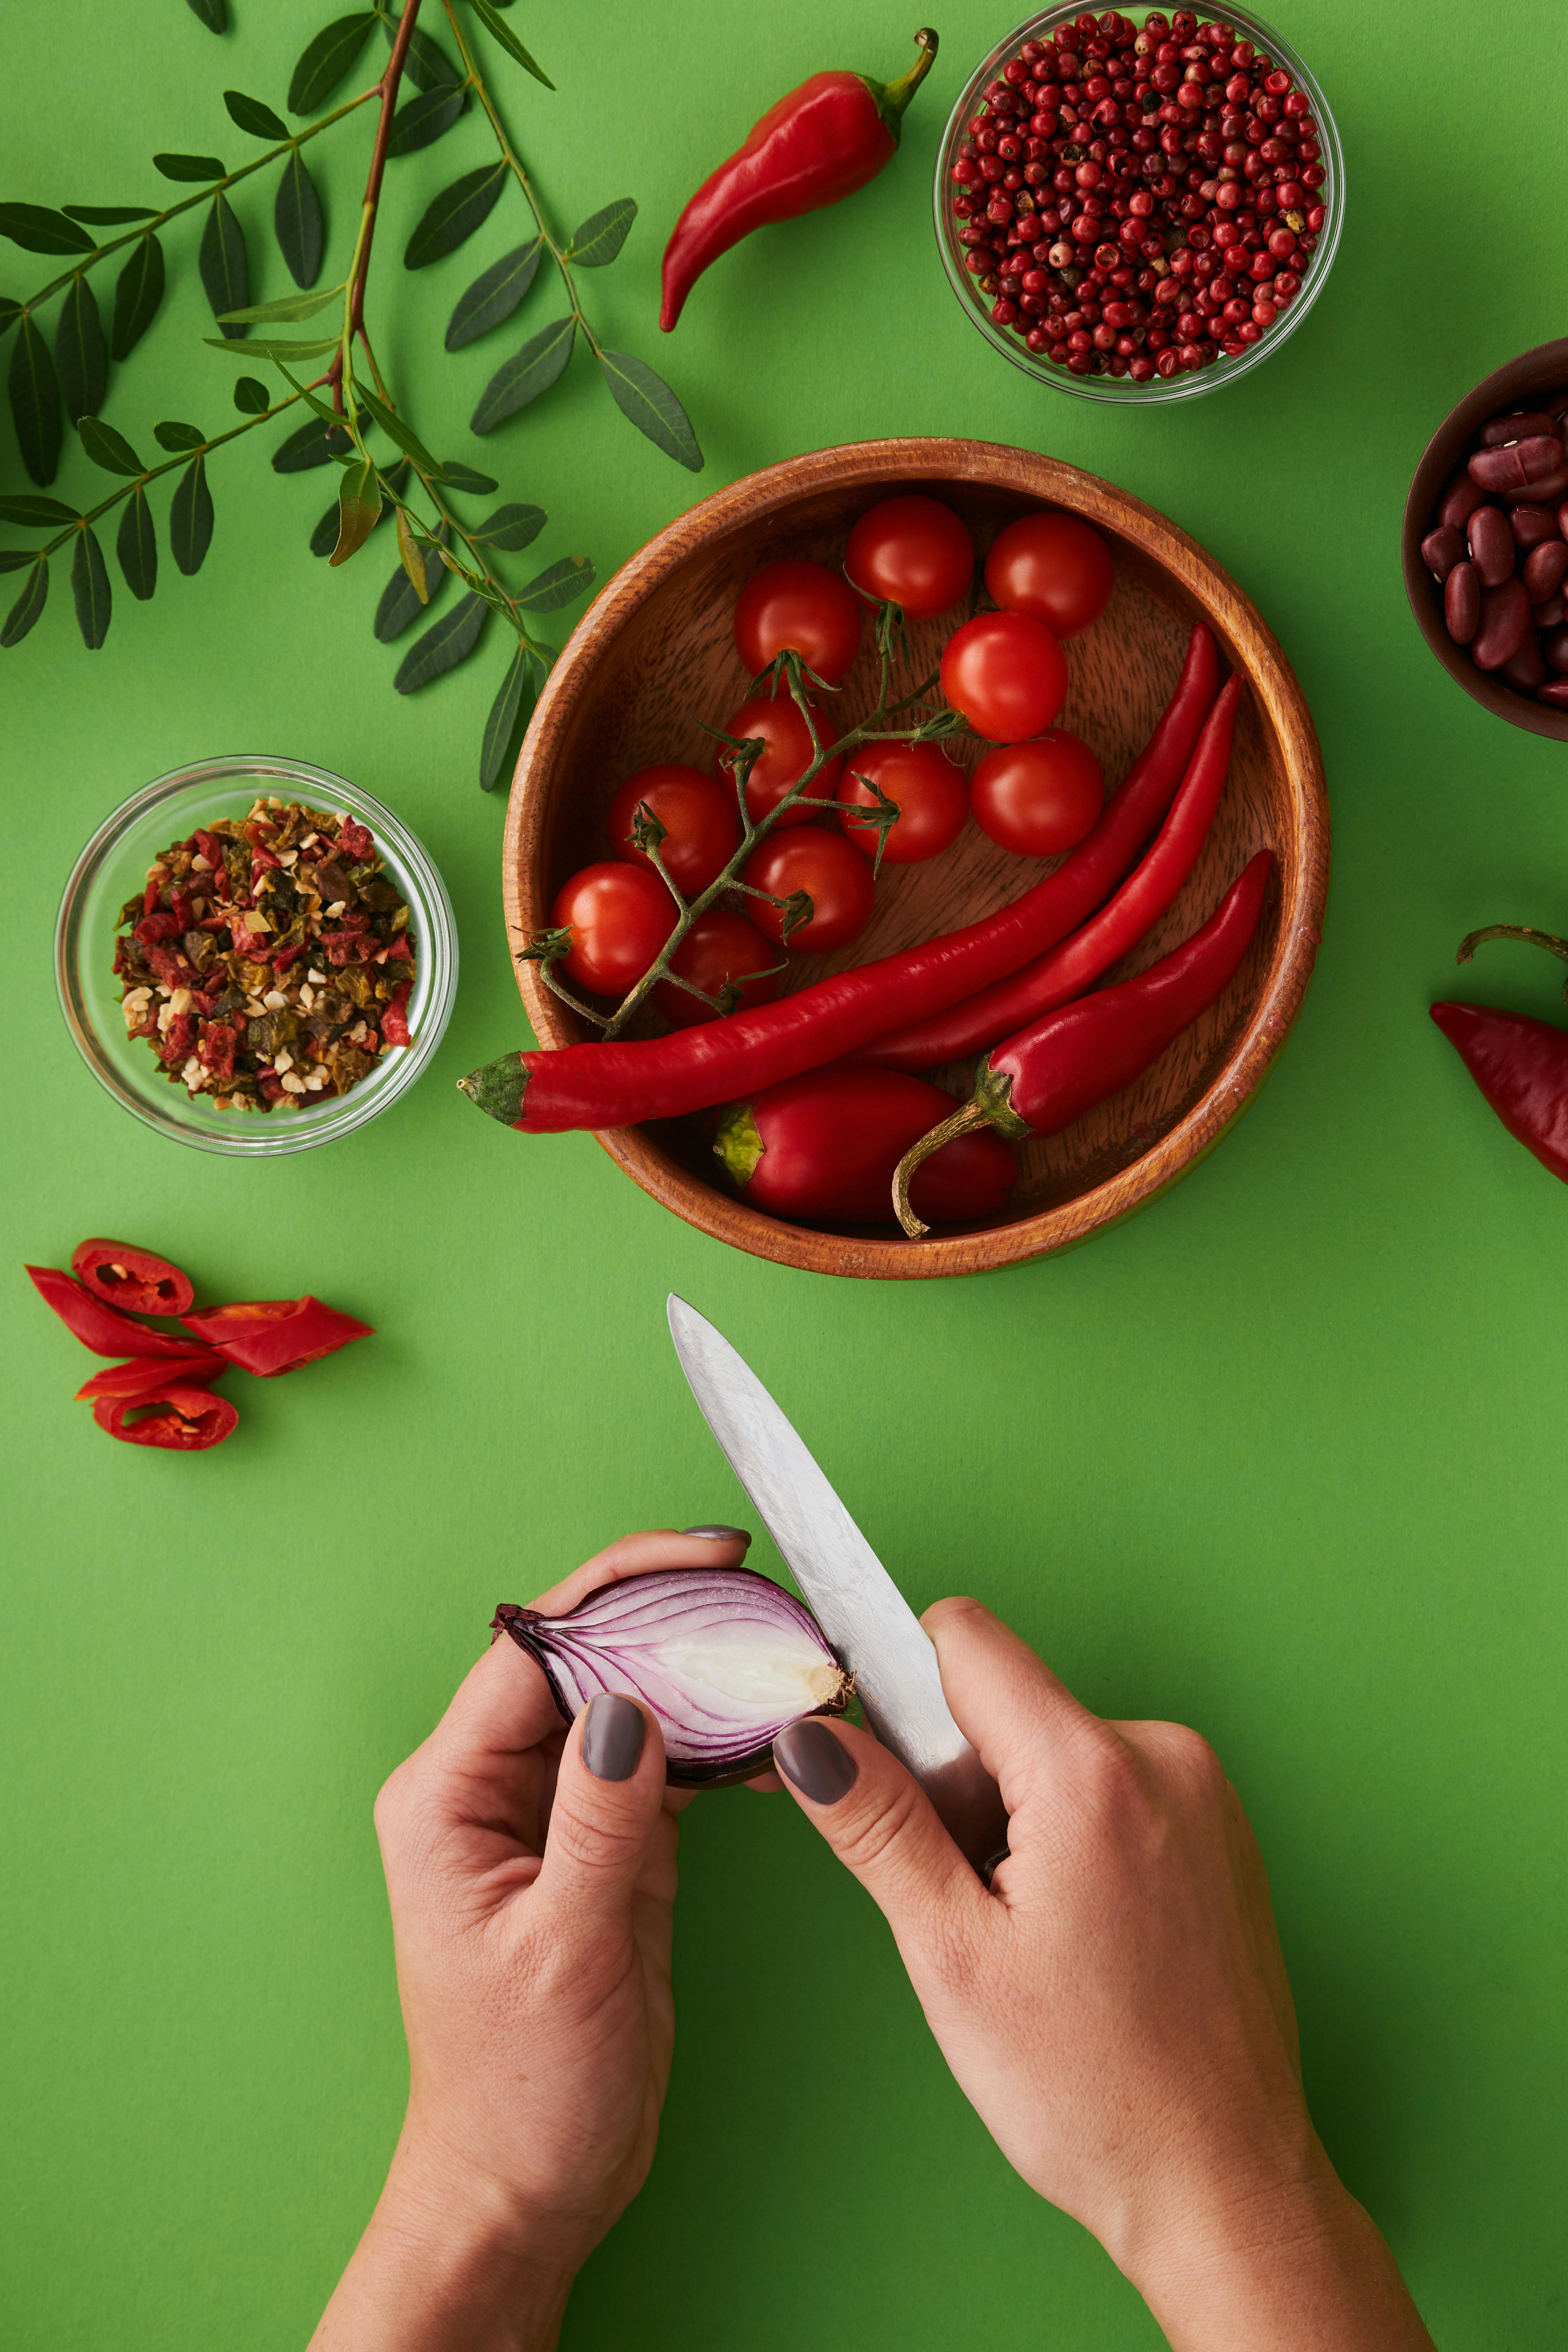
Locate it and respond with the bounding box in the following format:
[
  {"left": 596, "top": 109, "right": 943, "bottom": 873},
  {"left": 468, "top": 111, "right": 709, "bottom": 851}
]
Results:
[
  {"left": 92, "top": 1384, "right": 239, "bottom": 1450},
  {"left": 27, "top": 1265, "right": 202, "bottom": 1358},
  {"left": 70, "top": 1238, "right": 195, "bottom": 1318},
  {"left": 75, "top": 1352, "right": 225, "bottom": 1404},
  {"left": 181, "top": 1295, "right": 374, "bottom": 1377}
]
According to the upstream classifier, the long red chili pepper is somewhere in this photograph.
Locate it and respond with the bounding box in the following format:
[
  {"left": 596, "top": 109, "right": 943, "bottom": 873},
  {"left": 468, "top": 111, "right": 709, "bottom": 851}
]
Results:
[
  {"left": 75, "top": 1352, "right": 225, "bottom": 1404},
  {"left": 1431, "top": 923, "right": 1568, "bottom": 1183},
  {"left": 181, "top": 1296, "right": 374, "bottom": 1377},
  {"left": 891, "top": 851, "right": 1272, "bottom": 1236},
  {"left": 659, "top": 30, "right": 939, "bottom": 332},
  {"left": 26, "top": 1264, "right": 202, "bottom": 1357},
  {"left": 860, "top": 669, "right": 1241, "bottom": 1071},
  {"left": 462, "top": 625, "right": 1220, "bottom": 1136}
]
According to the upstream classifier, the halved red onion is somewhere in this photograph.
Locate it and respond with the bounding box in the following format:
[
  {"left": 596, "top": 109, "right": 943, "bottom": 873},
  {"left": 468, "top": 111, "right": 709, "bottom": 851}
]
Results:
[{"left": 491, "top": 1566, "right": 852, "bottom": 1787}]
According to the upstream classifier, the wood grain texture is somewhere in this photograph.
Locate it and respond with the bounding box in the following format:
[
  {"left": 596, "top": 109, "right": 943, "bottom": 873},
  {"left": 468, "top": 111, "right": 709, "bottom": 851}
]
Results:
[{"left": 502, "top": 438, "right": 1329, "bottom": 1280}]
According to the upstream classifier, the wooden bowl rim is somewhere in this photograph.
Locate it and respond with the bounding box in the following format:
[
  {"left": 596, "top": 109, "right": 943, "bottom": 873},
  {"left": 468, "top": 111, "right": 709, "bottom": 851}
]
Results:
[{"left": 502, "top": 436, "right": 1329, "bottom": 1281}]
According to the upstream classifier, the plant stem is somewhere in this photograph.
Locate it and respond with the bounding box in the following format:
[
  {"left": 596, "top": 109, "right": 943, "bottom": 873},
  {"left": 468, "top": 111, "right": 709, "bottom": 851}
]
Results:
[
  {"left": 329, "top": 0, "right": 423, "bottom": 406},
  {"left": 33, "top": 390, "right": 321, "bottom": 556}
]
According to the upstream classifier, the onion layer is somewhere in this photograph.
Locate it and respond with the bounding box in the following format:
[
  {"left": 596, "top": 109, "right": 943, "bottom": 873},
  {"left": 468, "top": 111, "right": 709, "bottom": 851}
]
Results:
[{"left": 492, "top": 1567, "right": 852, "bottom": 1787}]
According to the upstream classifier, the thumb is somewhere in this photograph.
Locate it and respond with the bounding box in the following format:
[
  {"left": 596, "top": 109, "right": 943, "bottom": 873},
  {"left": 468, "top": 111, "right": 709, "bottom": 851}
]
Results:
[{"left": 534, "top": 1694, "right": 669, "bottom": 1925}]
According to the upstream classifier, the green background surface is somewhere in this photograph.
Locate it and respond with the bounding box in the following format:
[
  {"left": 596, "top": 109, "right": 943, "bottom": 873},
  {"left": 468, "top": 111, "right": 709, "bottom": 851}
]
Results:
[{"left": 5, "top": 1, "right": 1565, "bottom": 2344}]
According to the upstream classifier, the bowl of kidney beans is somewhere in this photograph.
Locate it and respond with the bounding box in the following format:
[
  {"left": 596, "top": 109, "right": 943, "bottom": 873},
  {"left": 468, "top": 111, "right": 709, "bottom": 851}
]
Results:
[
  {"left": 1404, "top": 341, "right": 1568, "bottom": 743},
  {"left": 934, "top": 5, "right": 1342, "bottom": 401}
]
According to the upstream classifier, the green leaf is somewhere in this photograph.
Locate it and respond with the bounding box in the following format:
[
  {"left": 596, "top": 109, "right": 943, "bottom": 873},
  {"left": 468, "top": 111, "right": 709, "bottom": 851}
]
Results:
[
  {"left": 63, "top": 204, "right": 158, "bottom": 224},
  {"left": 349, "top": 383, "right": 443, "bottom": 477},
  {"left": 224, "top": 89, "right": 288, "bottom": 139},
  {"left": 8, "top": 315, "right": 62, "bottom": 485},
  {"left": 374, "top": 520, "right": 448, "bottom": 641},
  {"left": 274, "top": 149, "right": 325, "bottom": 288},
  {"left": 78, "top": 414, "right": 145, "bottom": 475},
  {"left": 444, "top": 239, "right": 540, "bottom": 351},
  {"left": 0, "top": 559, "right": 47, "bottom": 645},
  {"left": 154, "top": 420, "right": 206, "bottom": 452},
  {"left": 467, "top": 0, "right": 554, "bottom": 89},
  {"left": 117, "top": 485, "right": 157, "bottom": 600},
  {"left": 71, "top": 523, "right": 112, "bottom": 649},
  {"left": 396, "top": 14, "right": 463, "bottom": 91},
  {"left": 393, "top": 590, "right": 488, "bottom": 692},
  {"left": 288, "top": 12, "right": 378, "bottom": 113},
  {"left": 0, "top": 297, "right": 21, "bottom": 337},
  {"left": 110, "top": 233, "right": 164, "bottom": 360},
  {"left": 186, "top": 0, "right": 228, "bottom": 28},
  {"left": 169, "top": 454, "right": 214, "bottom": 575},
  {"left": 514, "top": 554, "right": 594, "bottom": 614},
  {"left": 470, "top": 502, "right": 545, "bottom": 552},
  {"left": 0, "top": 548, "right": 35, "bottom": 569},
  {"left": 54, "top": 278, "right": 106, "bottom": 429},
  {"left": 200, "top": 192, "right": 250, "bottom": 337},
  {"left": 597, "top": 348, "right": 702, "bottom": 471},
  {"left": 470, "top": 315, "right": 573, "bottom": 433},
  {"left": 0, "top": 204, "right": 97, "bottom": 255},
  {"left": 272, "top": 415, "right": 349, "bottom": 472},
  {"left": 309, "top": 500, "right": 340, "bottom": 557},
  {"left": 0, "top": 493, "right": 78, "bottom": 525},
  {"left": 479, "top": 642, "right": 534, "bottom": 791},
  {"left": 566, "top": 198, "right": 636, "bottom": 268},
  {"left": 203, "top": 331, "right": 340, "bottom": 360},
  {"left": 403, "top": 164, "right": 507, "bottom": 270},
  {"left": 435, "top": 460, "right": 498, "bottom": 495},
  {"left": 220, "top": 281, "right": 344, "bottom": 327},
  {"left": 233, "top": 375, "right": 270, "bottom": 414},
  {"left": 329, "top": 456, "right": 381, "bottom": 566},
  {"left": 153, "top": 153, "right": 227, "bottom": 183},
  {"left": 387, "top": 83, "right": 467, "bottom": 156}
]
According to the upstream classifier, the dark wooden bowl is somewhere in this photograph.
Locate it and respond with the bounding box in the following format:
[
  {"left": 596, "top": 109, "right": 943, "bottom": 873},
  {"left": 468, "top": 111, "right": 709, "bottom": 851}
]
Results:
[
  {"left": 1401, "top": 338, "right": 1568, "bottom": 745},
  {"left": 502, "top": 439, "right": 1328, "bottom": 1280}
]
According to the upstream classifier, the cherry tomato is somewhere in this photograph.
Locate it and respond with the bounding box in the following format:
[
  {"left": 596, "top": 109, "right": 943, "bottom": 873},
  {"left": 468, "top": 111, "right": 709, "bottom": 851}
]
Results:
[
  {"left": 837, "top": 740, "right": 969, "bottom": 865},
  {"left": 845, "top": 495, "right": 975, "bottom": 622},
  {"left": 940, "top": 610, "right": 1068, "bottom": 743},
  {"left": 607, "top": 763, "right": 739, "bottom": 895},
  {"left": 653, "top": 909, "right": 780, "bottom": 1029},
  {"left": 550, "top": 861, "right": 673, "bottom": 997},
  {"left": 971, "top": 731, "right": 1105, "bottom": 858},
  {"left": 742, "top": 827, "right": 876, "bottom": 953},
  {"left": 718, "top": 694, "right": 844, "bottom": 830},
  {"left": 734, "top": 560, "right": 863, "bottom": 684},
  {"left": 984, "top": 511, "right": 1114, "bottom": 638}
]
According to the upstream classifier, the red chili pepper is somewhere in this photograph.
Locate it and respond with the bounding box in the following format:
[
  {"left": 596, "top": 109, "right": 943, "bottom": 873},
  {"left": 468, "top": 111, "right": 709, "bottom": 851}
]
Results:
[
  {"left": 93, "top": 1384, "right": 238, "bottom": 1451},
  {"left": 180, "top": 1295, "right": 374, "bottom": 1377},
  {"left": 891, "top": 852, "right": 1273, "bottom": 1236},
  {"left": 27, "top": 1265, "right": 203, "bottom": 1358},
  {"left": 861, "top": 669, "right": 1241, "bottom": 1071},
  {"left": 713, "top": 1063, "right": 1016, "bottom": 1226},
  {"left": 70, "top": 1238, "right": 196, "bottom": 1318},
  {"left": 340, "top": 816, "right": 374, "bottom": 860},
  {"left": 381, "top": 980, "right": 413, "bottom": 1049},
  {"left": 659, "top": 29, "right": 939, "bottom": 332},
  {"left": 1431, "top": 923, "right": 1568, "bottom": 1182},
  {"left": 75, "top": 1352, "right": 225, "bottom": 1404},
  {"left": 460, "top": 626, "right": 1220, "bottom": 1137}
]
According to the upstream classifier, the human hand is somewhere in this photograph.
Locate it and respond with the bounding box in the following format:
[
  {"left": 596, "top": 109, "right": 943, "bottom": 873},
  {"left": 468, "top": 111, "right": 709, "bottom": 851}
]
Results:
[
  {"left": 772, "top": 1598, "right": 1435, "bottom": 2352},
  {"left": 311, "top": 1526, "right": 749, "bottom": 2352}
]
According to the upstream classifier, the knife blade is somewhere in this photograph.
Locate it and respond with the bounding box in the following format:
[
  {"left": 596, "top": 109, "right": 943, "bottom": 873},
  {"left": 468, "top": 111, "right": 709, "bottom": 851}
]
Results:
[{"left": 667, "top": 1295, "right": 1007, "bottom": 1874}]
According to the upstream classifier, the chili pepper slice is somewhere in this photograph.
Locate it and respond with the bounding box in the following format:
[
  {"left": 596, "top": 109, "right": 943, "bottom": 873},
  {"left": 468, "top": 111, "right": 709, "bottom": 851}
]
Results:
[
  {"left": 92, "top": 1384, "right": 239, "bottom": 1451},
  {"left": 74, "top": 1352, "right": 225, "bottom": 1404},
  {"left": 860, "top": 671, "right": 1243, "bottom": 1071},
  {"left": 660, "top": 30, "right": 939, "bottom": 332},
  {"left": 180, "top": 1295, "right": 374, "bottom": 1377},
  {"left": 462, "top": 628, "right": 1221, "bottom": 1136},
  {"left": 891, "top": 852, "right": 1273, "bottom": 1236},
  {"left": 1430, "top": 1001, "right": 1568, "bottom": 1182},
  {"left": 27, "top": 1265, "right": 204, "bottom": 1358},
  {"left": 69, "top": 1238, "right": 196, "bottom": 1319}
]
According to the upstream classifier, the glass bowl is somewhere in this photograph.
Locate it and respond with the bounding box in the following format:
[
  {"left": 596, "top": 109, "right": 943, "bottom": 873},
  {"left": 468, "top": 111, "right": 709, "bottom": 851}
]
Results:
[
  {"left": 55, "top": 755, "right": 457, "bottom": 1156},
  {"left": 932, "top": 3, "right": 1345, "bottom": 404}
]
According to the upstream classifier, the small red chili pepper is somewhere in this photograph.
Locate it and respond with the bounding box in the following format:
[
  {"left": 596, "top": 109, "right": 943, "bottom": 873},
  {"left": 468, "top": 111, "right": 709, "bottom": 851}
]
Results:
[
  {"left": 75, "top": 1352, "right": 225, "bottom": 1404},
  {"left": 713, "top": 1063, "right": 1015, "bottom": 1226},
  {"left": 180, "top": 1295, "right": 374, "bottom": 1378},
  {"left": 27, "top": 1265, "right": 203, "bottom": 1358},
  {"left": 891, "top": 852, "right": 1273, "bottom": 1236},
  {"left": 93, "top": 1384, "right": 238, "bottom": 1451},
  {"left": 1431, "top": 923, "right": 1568, "bottom": 1182},
  {"left": 659, "top": 29, "right": 939, "bottom": 332},
  {"left": 69, "top": 1238, "right": 196, "bottom": 1318}
]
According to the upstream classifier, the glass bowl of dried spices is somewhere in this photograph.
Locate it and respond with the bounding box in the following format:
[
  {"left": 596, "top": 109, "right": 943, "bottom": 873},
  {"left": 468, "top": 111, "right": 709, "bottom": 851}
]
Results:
[{"left": 55, "top": 756, "right": 457, "bottom": 1156}]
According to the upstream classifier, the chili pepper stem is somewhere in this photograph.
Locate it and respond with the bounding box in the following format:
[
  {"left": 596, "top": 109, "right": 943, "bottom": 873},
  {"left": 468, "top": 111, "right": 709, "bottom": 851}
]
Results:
[
  {"left": 869, "top": 29, "right": 940, "bottom": 135},
  {"left": 891, "top": 1100, "right": 995, "bottom": 1239},
  {"left": 1457, "top": 924, "right": 1568, "bottom": 999}
]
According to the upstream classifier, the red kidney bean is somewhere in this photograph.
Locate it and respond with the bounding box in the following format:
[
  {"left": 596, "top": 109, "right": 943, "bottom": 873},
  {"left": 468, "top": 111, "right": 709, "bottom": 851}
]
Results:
[
  {"left": 1444, "top": 560, "right": 1480, "bottom": 644},
  {"left": 1470, "top": 577, "right": 1533, "bottom": 670},
  {"left": 1534, "top": 592, "right": 1567, "bottom": 627},
  {"left": 1500, "top": 637, "right": 1547, "bottom": 692},
  {"left": 1560, "top": 498, "right": 1568, "bottom": 538},
  {"left": 1522, "top": 540, "right": 1568, "bottom": 602},
  {"left": 1467, "top": 504, "right": 1515, "bottom": 586},
  {"left": 1544, "top": 626, "right": 1568, "bottom": 674},
  {"left": 1439, "top": 471, "right": 1487, "bottom": 530},
  {"left": 1478, "top": 411, "right": 1560, "bottom": 448},
  {"left": 1510, "top": 504, "right": 1561, "bottom": 549},
  {"left": 1537, "top": 678, "right": 1568, "bottom": 709},
  {"left": 1469, "top": 436, "right": 1568, "bottom": 496},
  {"left": 1421, "top": 524, "right": 1466, "bottom": 581}
]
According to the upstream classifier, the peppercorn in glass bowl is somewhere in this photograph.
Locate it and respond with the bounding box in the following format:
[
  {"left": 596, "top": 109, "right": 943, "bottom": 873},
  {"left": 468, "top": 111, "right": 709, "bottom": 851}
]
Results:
[
  {"left": 933, "top": 4, "right": 1344, "bottom": 404},
  {"left": 55, "top": 756, "right": 457, "bottom": 1156}
]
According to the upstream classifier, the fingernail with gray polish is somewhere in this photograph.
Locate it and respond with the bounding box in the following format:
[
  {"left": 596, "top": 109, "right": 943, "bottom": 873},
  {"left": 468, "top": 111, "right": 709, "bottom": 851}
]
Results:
[
  {"left": 774, "top": 1718, "right": 858, "bottom": 1805},
  {"left": 581, "top": 1694, "right": 645, "bottom": 1782},
  {"left": 682, "top": 1524, "right": 750, "bottom": 1543}
]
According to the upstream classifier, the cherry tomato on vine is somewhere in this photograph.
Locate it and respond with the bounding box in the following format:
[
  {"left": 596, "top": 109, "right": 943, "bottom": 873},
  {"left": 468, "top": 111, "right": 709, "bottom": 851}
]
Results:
[
  {"left": 984, "top": 511, "right": 1114, "bottom": 638},
  {"left": 607, "top": 763, "right": 738, "bottom": 895},
  {"left": 742, "top": 827, "right": 876, "bottom": 953},
  {"left": 940, "top": 610, "right": 1068, "bottom": 743},
  {"left": 551, "top": 862, "right": 673, "bottom": 997},
  {"left": 653, "top": 909, "right": 780, "bottom": 1029},
  {"left": 734, "top": 561, "right": 863, "bottom": 684},
  {"left": 971, "top": 731, "right": 1105, "bottom": 858},
  {"left": 837, "top": 740, "right": 969, "bottom": 865},
  {"left": 845, "top": 495, "right": 975, "bottom": 622},
  {"left": 718, "top": 694, "right": 844, "bottom": 830}
]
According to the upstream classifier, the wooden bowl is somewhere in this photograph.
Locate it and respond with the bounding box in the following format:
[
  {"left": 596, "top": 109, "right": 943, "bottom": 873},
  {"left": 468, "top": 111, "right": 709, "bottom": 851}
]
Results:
[
  {"left": 503, "top": 439, "right": 1328, "bottom": 1280},
  {"left": 1401, "top": 338, "right": 1568, "bottom": 744}
]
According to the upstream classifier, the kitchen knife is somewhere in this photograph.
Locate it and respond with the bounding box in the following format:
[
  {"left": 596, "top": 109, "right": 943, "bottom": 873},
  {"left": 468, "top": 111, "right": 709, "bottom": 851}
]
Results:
[{"left": 667, "top": 1294, "right": 1008, "bottom": 1875}]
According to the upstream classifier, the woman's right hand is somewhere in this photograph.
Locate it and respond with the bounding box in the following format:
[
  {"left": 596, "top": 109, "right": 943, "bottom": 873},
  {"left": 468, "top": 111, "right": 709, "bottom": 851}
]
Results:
[{"left": 771, "top": 1598, "right": 1436, "bottom": 2351}]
